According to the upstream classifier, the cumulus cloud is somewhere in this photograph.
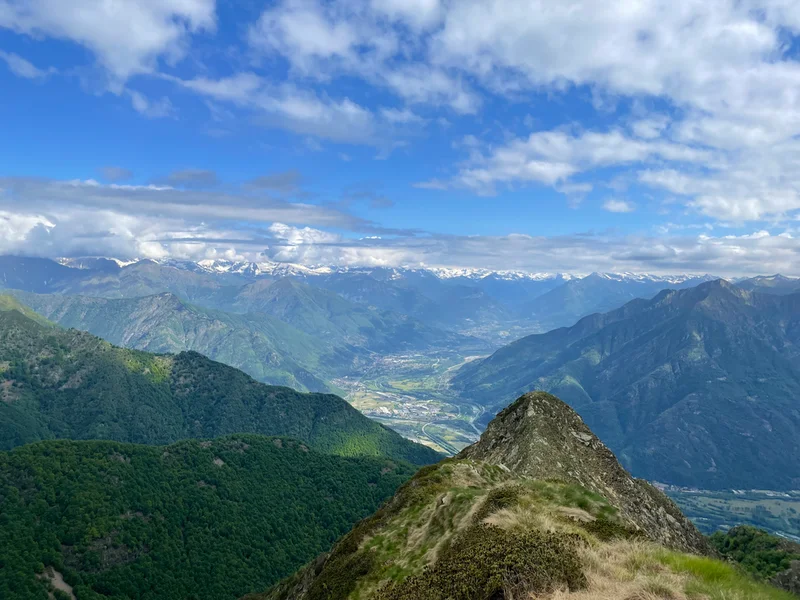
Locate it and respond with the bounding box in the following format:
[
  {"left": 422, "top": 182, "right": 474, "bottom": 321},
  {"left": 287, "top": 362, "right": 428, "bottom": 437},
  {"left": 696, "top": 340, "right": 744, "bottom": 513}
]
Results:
[
  {"left": 238, "top": 0, "right": 800, "bottom": 220},
  {"left": 0, "top": 177, "right": 412, "bottom": 262},
  {"left": 172, "top": 73, "right": 399, "bottom": 146},
  {"left": 222, "top": 226, "right": 800, "bottom": 277},
  {"left": 0, "top": 0, "right": 215, "bottom": 82},
  {"left": 247, "top": 0, "right": 479, "bottom": 114},
  {"left": 370, "top": 0, "right": 442, "bottom": 30},
  {"left": 10, "top": 0, "right": 800, "bottom": 264},
  {"left": 420, "top": 129, "right": 711, "bottom": 195},
  {"left": 603, "top": 199, "right": 636, "bottom": 213}
]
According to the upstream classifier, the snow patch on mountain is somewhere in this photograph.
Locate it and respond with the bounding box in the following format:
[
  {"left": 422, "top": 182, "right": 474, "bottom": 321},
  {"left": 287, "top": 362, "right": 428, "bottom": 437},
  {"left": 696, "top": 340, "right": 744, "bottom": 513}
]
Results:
[{"left": 56, "top": 257, "right": 721, "bottom": 284}]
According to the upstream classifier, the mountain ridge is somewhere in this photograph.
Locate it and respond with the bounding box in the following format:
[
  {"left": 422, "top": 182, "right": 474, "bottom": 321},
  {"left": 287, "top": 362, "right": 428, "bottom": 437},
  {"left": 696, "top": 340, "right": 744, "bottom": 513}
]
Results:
[
  {"left": 58, "top": 255, "right": 722, "bottom": 283},
  {"left": 0, "top": 305, "right": 441, "bottom": 464},
  {"left": 6, "top": 289, "right": 354, "bottom": 392},
  {"left": 252, "top": 391, "right": 796, "bottom": 600},
  {"left": 453, "top": 279, "right": 800, "bottom": 489},
  {"left": 458, "top": 391, "right": 709, "bottom": 553}
]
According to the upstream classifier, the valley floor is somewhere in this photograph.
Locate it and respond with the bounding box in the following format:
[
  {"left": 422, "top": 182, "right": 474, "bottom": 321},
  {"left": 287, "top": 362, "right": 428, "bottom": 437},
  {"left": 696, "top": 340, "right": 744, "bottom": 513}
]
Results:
[
  {"left": 665, "top": 487, "right": 800, "bottom": 540},
  {"left": 333, "top": 350, "right": 486, "bottom": 454}
]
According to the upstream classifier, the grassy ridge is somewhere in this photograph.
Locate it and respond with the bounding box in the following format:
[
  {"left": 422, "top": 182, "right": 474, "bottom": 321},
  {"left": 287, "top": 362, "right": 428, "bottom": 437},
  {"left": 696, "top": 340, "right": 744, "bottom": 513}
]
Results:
[{"left": 260, "top": 458, "right": 791, "bottom": 600}]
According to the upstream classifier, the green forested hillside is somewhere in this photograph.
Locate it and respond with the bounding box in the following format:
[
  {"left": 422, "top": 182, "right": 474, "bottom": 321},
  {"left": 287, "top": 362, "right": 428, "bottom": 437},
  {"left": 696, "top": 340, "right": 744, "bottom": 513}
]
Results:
[
  {"left": 9, "top": 290, "right": 355, "bottom": 392},
  {"left": 0, "top": 308, "right": 440, "bottom": 465},
  {"left": 0, "top": 435, "right": 415, "bottom": 600},
  {"left": 710, "top": 526, "right": 800, "bottom": 582}
]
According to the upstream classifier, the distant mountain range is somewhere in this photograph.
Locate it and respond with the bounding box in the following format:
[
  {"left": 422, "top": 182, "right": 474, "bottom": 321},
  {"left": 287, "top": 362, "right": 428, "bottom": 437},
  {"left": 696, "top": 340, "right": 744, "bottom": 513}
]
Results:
[
  {"left": 0, "top": 297, "right": 440, "bottom": 465},
  {"left": 735, "top": 274, "right": 800, "bottom": 295},
  {"left": 4, "top": 255, "right": 800, "bottom": 493},
  {"left": 0, "top": 255, "right": 750, "bottom": 341},
  {"left": 452, "top": 280, "right": 800, "bottom": 489}
]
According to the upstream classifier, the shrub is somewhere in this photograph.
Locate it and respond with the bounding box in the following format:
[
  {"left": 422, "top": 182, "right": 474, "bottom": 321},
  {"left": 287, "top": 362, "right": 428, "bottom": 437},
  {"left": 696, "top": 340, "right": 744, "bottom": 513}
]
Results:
[{"left": 376, "top": 525, "right": 586, "bottom": 600}]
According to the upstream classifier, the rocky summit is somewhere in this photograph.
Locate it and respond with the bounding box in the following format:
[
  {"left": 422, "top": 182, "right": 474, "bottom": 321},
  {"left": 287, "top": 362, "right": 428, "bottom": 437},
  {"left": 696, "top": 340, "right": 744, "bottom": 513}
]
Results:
[
  {"left": 458, "top": 392, "right": 709, "bottom": 555},
  {"left": 251, "top": 392, "right": 791, "bottom": 600}
]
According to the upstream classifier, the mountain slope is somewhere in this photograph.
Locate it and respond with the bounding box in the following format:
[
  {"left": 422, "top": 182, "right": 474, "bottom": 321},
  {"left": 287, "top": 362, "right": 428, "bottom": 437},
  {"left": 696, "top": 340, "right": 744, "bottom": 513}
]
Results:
[
  {"left": 0, "top": 256, "right": 85, "bottom": 293},
  {"left": 736, "top": 274, "right": 800, "bottom": 295},
  {"left": 255, "top": 392, "right": 789, "bottom": 600},
  {"left": 453, "top": 280, "right": 800, "bottom": 489},
  {"left": 230, "top": 277, "right": 485, "bottom": 353},
  {"left": 8, "top": 290, "right": 353, "bottom": 392},
  {"left": 0, "top": 255, "right": 484, "bottom": 355},
  {"left": 0, "top": 294, "right": 54, "bottom": 327},
  {"left": 0, "top": 435, "right": 415, "bottom": 600},
  {"left": 0, "top": 308, "right": 441, "bottom": 465},
  {"left": 458, "top": 392, "right": 707, "bottom": 552},
  {"left": 520, "top": 272, "right": 716, "bottom": 330}
]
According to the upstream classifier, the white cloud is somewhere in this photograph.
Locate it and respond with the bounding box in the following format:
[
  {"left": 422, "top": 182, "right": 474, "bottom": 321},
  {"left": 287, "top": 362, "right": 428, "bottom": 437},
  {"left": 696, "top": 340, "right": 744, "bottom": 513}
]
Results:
[
  {"left": 422, "top": 128, "right": 712, "bottom": 195},
  {"left": 3, "top": 177, "right": 800, "bottom": 276},
  {"left": 243, "top": 0, "right": 800, "bottom": 220},
  {"left": 9, "top": 0, "right": 800, "bottom": 227},
  {"left": 206, "top": 226, "right": 800, "bottom": 277},
  {"left": 0, "top": 0, "right": 215, "bottom": 82},
  {"left": 371, "top": 0, "right": 442, "bottom": 29},
  {"left": 0, "top": 177, "right": 411, "bottom": 262},
  {"left": 247, "top": 0, "right": 479, "bottom": 114},
  {"left": 0, "top": 177, "right": 373, "bottom": 231},
  {"left": 382, "top": 64, "right": 480, "bottom": 114},
  {"left": 129, "top": 90, "right": 174, "bottom": 118},
  {"left": 0, "top": 50, "right": 53, "bottom": 79},
  {"left": 248, "top": 0, "right": 371, "bottom": 73},
  {"left": 603, "top": 198, "right": 636, "bottom": 213},
  {"left": 269, "top": 222, "right": 341, "bottom": 245},
  {"left": 172, "top": 72, "right": 430, "bottom": 146},
  {"left": 631, "top": 116, "right": 669, "bottom": 140},
  {"left": 380, "top": 107, "right": 426, "bottom": 124}
]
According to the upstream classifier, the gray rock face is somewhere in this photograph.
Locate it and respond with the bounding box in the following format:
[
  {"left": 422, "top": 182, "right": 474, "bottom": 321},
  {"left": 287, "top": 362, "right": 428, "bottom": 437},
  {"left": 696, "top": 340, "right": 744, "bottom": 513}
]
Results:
[
  {"left": 772, "top": 560, "right": 800, "bottom": 595},
  {"left": 458, "top": 391, "right": 711, "bottom": 555}
]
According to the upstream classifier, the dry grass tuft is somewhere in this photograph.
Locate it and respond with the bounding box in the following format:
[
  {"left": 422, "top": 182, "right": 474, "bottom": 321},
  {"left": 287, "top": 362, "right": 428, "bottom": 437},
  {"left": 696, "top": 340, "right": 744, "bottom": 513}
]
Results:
[
  {"left": 484, "top": 506, "right": 563, "bottom": 533},
  {"left": 541, "top": 540, "right": 688, "bottom": 600}
]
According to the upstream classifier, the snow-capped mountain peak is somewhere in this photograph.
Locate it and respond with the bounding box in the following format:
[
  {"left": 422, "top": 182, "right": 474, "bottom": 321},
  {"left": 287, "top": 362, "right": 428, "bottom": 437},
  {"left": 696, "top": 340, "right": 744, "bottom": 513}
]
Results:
[
  {"left": 589, "top": 272, "right": 717, "bottom": 284},
  {"left": 56, "top": 256, "right": 719, "bottom": 285}
]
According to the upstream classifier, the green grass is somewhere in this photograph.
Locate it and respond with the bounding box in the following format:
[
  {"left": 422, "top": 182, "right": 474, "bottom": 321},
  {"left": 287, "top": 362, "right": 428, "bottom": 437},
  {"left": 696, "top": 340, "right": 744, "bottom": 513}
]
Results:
[{"left": 658, "top": 551, "right": 797, "bottom": 599}]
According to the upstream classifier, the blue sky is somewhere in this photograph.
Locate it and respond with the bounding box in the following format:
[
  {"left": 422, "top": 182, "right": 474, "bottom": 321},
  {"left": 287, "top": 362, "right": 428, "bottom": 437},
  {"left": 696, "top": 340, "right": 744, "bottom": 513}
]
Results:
[{"left": 2, "top": 0, "right": 800, "bottom": 275}]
